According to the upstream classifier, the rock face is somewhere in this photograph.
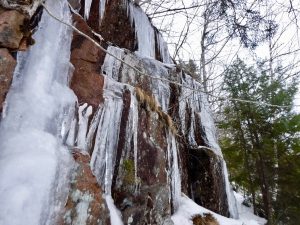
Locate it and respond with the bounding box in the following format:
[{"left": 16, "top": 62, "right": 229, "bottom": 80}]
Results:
[
  {"left": 70, "top": 14, "right": 105, "bottom": 108},
  {"left": 189, "top": 149, "right": 229, "bottom": 217},
  {"left": 0, "top": 48, "right": 16, "bottom": 114},
  {"left": 0, "top": 2, "right": 41, "bottom": 116},
  {"left": 0, "top": 0, "right": 237, "bottom": 224},
  {"left": 0, "top": 9, "right": 26, "bottom": 49},
  {"left": 66, "top": 0, "right": 235, "bottom": 223}
]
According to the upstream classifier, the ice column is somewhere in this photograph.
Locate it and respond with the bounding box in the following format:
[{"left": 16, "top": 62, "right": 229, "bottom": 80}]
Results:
[
  {"left": 167, "top": 130, "right": 181, "bottom": 211},
  {"left": 223, "top": 161, "right": 239, "bottom": 219},
  {"left": 0, "top": 0, "right": 76, "bottom": 224},
  {"left": 77, "top": 103, "right": 93, "bottom": 152},
  {"left": 89, "top": 77, "right": 125, "bottom": 225}
]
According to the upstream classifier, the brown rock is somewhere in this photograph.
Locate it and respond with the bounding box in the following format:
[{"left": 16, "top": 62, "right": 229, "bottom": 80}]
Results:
[
  {"left": 99, "top": 0, "right": 136, "bottom": 50},
  {"left": 70, "top": 14, "right": 104, "bottom": 108},
  {"left": 60, "top": 150, "right": 110, "bottom": 225},
  {"left": 0, "top": 9, "right": 25, "bottom": 49},
  {"left": 0, "top": 48, "right": 16, "bottom": 114}
]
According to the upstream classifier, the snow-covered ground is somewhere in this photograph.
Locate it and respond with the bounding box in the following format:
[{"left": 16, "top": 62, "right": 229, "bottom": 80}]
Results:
[{"left": 172, "top": 193, "right": 267, "bottom": 225}]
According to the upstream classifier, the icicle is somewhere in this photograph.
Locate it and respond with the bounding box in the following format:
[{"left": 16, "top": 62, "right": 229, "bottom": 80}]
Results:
[
  {"left": 77, "top": 103, "right": 93, "bottom": 152},
  {"left": 84, "top": 0, "right": 93, "bottom": 20},
  {"left": 89, "top": 76, "right": 125, "bottom": 225},
  {"left": 90, "top": 77, "right": 124, "bottom": 193},
  {"left": 66, "top": 118, "right": 77, "bottom": 146},
  {"left": 167, "top": 130, "right": 181, "bottom": 211},
  {"left": 130, "top": 92, "right": 139, "bottom": 192},
  {"left": 101, "top": 46, "right": 125, "bottom": 80},
  {"left": 99, "top": 0, "right": 108, "bottom": 20},
  {"left": 0, "top": 0, "right": 75, "bottom": 224},
  {"left": 156, "top": 32, "right": 173, "bottom": 64},
  {"left": 222, "top": 161, "right": 239, "bottom": 219},
  {"left": 128, "top": 4, "right": 156, "bottom": 58},
  {"left": 105, "top": 195, "right": 124, "bottom": 225}
]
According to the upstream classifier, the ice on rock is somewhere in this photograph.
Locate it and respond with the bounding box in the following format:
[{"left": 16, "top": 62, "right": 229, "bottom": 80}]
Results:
[
  {"left": 90, "top": 77, "right": 124, "bottom": 194},
  {"left": 223, "top": 161, "right": 239, "bottom": 219},
  {"left": 77, "top": 103, "right": 93, "bottom": 152},
  {"left": 0, "top": 0, "right": 76, "bottom": 224},
  {"left": 71, "top": 190, "right": 93, "bottom": 225},
  {"left": 102, "top": 47, "right": 125, "bottom": 80},
  {"left": 98, "top": 0, "right": 172, "bottom": 63},
  {"left": 102, "top": 46, "right": 171, "bottom": 111},
  {"left": 167, "top": 130, "right": 182, "bottom": 211},
  {"left": 105, "top": 195, "right": 124, "bottom": 225},
  {"left": 89, "top": 77, "right": 127, "bottom": 225},
  {"left": 178, "top": 74, "right": 222, "bottom": 156},
  {"left": 178, "top": 73, "right": 239, "bottom": 218},
  {"left": 87, "top": 75, "right": 144, "bottom": 224},
  {"left": 156, "top": 32, "right": 173, "bottom": 64},
  {"left": 128, "top": 4, "right": 156, "bottom": 58},
  {"left": 84, "top": 0, "right": 93, "bottom": 19}
]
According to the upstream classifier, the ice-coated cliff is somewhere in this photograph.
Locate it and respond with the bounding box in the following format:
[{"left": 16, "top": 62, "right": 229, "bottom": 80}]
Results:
[{"left": 0, "top": 0, "right": 253, "bottom": 224}]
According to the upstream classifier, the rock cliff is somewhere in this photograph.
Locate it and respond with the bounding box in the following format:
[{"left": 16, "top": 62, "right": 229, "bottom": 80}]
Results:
[{"left": 0, "top": 0, "right": 238, "bottom": 224}]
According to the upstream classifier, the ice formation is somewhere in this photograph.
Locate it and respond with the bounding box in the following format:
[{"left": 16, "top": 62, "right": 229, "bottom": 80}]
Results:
[
  {"left": 77, "top": 103, "right": 93, "bottom": 152},
  {"left": 0, "top": 0, "right": 243, "bottom": 223},
  {"left": 90, "top": 77, "right": 124, "bottom": 195},
  {"left": 96, "top": 0, "right": 172, "bottom": 63},
  {"left": 167, "top": 131, "right": 182, "bottom": 210},
  {"left": 0, "top": 0, "right": 76, "bottom": 224},
  {"left": 84, "top": 0, "right": 93, "bottom": 19},
  {"left": 102, "top": 46, "right": 171, "bottom": 111},
  {"left": 102, "top": 45, "right": 239, "bottom": 217},
  {"left": 178, "top": 73, "right": 222, "bottom": 156},
  {"left": 223, "top": 161, "right": 239, "bottom": 219}
]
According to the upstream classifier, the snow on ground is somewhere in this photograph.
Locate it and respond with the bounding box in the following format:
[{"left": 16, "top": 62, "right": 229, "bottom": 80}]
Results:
[
  {"left": 172, "top": 194, "right": 266, "bottom": 225},
  {"left": 234, "top": 192, "right": 267, "bottom": 225}
]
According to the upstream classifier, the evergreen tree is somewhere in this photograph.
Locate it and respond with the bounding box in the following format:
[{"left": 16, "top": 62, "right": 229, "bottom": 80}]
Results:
[{"left": 219, "top": 58, "right": 300, "bottom": 225}]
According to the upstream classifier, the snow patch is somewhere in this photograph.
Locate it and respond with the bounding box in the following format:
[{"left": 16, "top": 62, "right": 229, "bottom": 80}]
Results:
[{"left": 172, "top": 195, "right": 266, "bottom": 225}]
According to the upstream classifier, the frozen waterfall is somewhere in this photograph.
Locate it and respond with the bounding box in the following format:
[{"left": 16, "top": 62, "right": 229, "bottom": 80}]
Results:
[{"left": 0, "top": 1, "right": 76, "bottom": 224}]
